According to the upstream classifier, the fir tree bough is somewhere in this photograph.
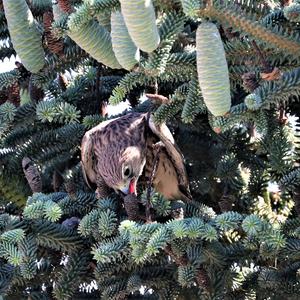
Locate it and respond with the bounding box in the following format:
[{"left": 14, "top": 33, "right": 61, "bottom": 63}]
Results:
[{"left": 0, "top": 0, "right": 300, "bottom": 298}]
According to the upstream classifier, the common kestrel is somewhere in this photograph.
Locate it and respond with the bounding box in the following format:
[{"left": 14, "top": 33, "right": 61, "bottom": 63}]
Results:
[{"left": 81, "top": 112, "right": 191, "bottom": 202}]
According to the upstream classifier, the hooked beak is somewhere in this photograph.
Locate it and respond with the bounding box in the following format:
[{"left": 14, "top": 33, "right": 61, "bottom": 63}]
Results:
[{"left": 119, "top": 178, "right": 137, "bottom": 196}]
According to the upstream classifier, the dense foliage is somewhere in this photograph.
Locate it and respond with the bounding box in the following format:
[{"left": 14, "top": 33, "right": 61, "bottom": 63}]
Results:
[{"left": 0, "top": 0, "right": 300, "bottom": 299}]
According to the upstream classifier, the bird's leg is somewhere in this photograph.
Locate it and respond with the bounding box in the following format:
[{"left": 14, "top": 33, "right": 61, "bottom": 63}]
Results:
[{"left": 145, "top": 142, "right": 165, "bottom": 222}]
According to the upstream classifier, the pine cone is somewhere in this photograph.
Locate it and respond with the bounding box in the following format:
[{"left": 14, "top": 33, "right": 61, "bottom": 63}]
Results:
[
  {"left": 164, "top": 244, "right": 188, "bottom": 266},
  {"left": 242, "top": 72, "right": 260, "bottom": 93},
  {"left": 123, "top": 194, "right": 140, "bottom": 221},
  {"left": 22, "top": 157, "right": 42, "bottom": 193},
  {"left": 29, "top": 76, "right": 44, "bottom": 103},
  {"left": 64, "top": 180, "right": 77, "bottom": 198},
  {"left": 196, "top": 267, "right": 210, "bottom": 291},
  {"left": 57, "top": 0, "right": 74, "bottom": 13},
  {"left": 219, "top": 195, "right": 235, "bottom": 212},
  {"left": 7, "top": 83, "right": 20, "bottom": 107},
  {"left": 43, "top": 11, "right": 64, "bottom": 56}
]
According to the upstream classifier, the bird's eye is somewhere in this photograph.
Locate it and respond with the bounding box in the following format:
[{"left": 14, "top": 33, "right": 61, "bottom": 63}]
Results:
[{"left": 123, "top": 166, "right": 132, "bottom": 178}]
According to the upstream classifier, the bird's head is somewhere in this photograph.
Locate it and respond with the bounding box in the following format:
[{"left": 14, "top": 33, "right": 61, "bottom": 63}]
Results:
[{"left": 98, "top": 144, "right": 146, "bottom": 196}]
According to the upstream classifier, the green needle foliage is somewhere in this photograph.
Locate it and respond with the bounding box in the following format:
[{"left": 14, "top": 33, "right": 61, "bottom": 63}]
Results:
[{"left": 1, "top": 0, "right": 300, "bottom": 299}]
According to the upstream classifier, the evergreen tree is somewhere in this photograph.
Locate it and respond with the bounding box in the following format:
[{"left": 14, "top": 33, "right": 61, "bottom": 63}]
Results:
[{"left": 0, "top": 0, "right": 300, "bottom": 299}]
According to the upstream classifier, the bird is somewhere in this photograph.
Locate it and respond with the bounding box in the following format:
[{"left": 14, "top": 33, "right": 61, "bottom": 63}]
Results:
[{"left": 81, "top": 112, "right": 192, "bottom": 202}]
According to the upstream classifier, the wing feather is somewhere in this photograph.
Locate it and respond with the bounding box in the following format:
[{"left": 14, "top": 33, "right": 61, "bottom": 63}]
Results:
[{"left": 147, "top": 115, "right": 192, "bottom": 200}]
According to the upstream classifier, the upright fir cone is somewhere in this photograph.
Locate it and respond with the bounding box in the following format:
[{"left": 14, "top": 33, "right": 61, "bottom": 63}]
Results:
[
  {"left": 22, "top": 157, "right": 43, "bottom": 193},
  {"left": 43, "top": 11, "right": 64, "bottom": 56},
  {"left": 196, "top": 267, "right": 210, "bottom": 291},
  {"left": 123, "top": 194, "right": 141, "bottom": 221},
  {"left": 0, "top": 0, "right": 3, "bottom": 11},
  {"left": 219, "top": 195, "right": 235, "bottom": 212},
  {"left": 164, "top": 244, "right": 188, "bottom": 266},
  {"left": 29, "top": 76, "right": 44, "bottom": 103},
  {"left": 293, "top": 186, "right": 300, "bottom": 216},
  {"left": 242, "top": 72, "right": 260, "bottom": 93},
  {"left": 64, "top": 180, "right": 77, "bottom": 198},
  {"left": 7, "top": 83, "right": 20, "bottom": 107},
  {"left": 57, "top": 0, "right": 74, "bottom": 13}
]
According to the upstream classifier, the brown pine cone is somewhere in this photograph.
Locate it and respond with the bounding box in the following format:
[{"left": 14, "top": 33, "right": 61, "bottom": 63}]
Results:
[
  {"left": 64, "top": 180, "right": 77, "bottom": 198},
  {"left": 22, "top": 157, "right": 43, "bottom": 193},
  {"left": 43, "top": 11, "right": 64, "bottom": 56},
  {"left": 123, "top": 194, "right": 141, "bottom": 221},
  {"left": 164, "top": 244, "right": 188, "bottom": 266},
  {"left": 242, "top": 72, "right": 260, "bottom": 93},
  {"left": 29, "top": 77, "right": 44, "bottom": 103},
  {"left": 196, "top": 267, "right": 210, "bottom": 291},
  {"left": 7, "top": 83, "right": 20, "bottom": 107},
  {"left": 57, "top": 0, "right": 74, "bottom": 13},
  {"left": 219, "top": 194, "right": 236, "bottom": 212}
]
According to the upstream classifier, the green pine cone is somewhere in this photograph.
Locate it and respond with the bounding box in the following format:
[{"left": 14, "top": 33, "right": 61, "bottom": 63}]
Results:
[
  {"left": 111, "top": 11, "right": 140, "bottom": 70},
  {"left": 97, "top": 10, "right": 112, "bottom": 31},
  {"left": 68, "top": 20, "right": 121, "bottom": 69},
  {"left": 120, "top": 0, "right": 160, "bottom": 53},
  {"left": 196, "top": 21, "right": 231, "bottom": 116},
  {"left": 3, "top": 0, "right": 45, "bottom": 73}
]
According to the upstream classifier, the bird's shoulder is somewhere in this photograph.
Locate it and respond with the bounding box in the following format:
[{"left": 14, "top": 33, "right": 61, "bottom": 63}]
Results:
[{"left": 83, "top": 113, "right": 147, "bottom": 151}]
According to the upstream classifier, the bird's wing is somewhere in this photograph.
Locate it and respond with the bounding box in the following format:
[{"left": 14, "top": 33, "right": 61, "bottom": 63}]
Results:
[
  {"left": 81, "top": 118, "right": 117, "bottom": 188},
  {"left": 147, "top": 115, "right": 192, "bottom": 200}
]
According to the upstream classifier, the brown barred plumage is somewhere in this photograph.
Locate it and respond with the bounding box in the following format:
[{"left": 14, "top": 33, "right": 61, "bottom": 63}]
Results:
[{"left": 81, "top": 112, "right": 191, "bottom": 202}]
